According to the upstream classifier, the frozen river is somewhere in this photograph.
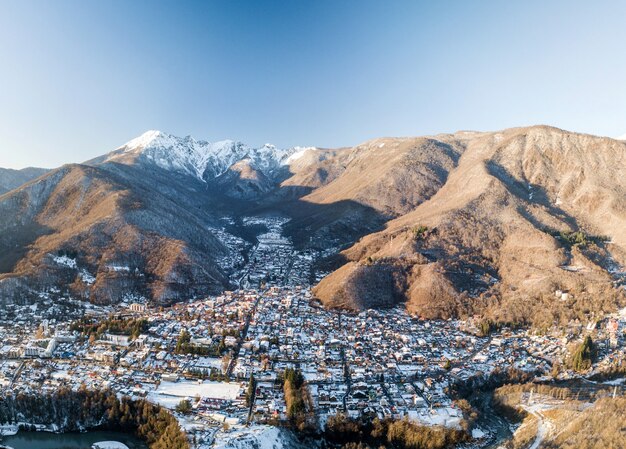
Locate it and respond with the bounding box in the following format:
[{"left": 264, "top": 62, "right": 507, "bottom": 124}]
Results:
[{"left": 1, "top": 430, "right": 147, "bottom": 449}]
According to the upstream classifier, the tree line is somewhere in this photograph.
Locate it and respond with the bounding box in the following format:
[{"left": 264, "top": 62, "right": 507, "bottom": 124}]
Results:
[
  {"left": 70, "top": 316, "right": 149, "bottom": 340},
  {"left": 279, "top": 367, "right": 315, "bottom": 432},
  {"left": 568, "top": 335, "right": 595, "bottom": 372},
  {"left": 0, "top": 387, "right": 189, "bottom": 449},
  {"left": 324, "top": 414, "right": 468, "bottom": 449}
]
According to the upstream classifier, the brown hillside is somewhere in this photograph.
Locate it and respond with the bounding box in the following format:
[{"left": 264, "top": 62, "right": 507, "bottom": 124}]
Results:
[
  {"left": 290, "top": 137, "right": 464, "bottom": 216},
  {"left": 313, "top": 126, "right": 626, "bottom": 326},
  {"left": 0, "top": 164, "right": 228, "bottom": 304}
]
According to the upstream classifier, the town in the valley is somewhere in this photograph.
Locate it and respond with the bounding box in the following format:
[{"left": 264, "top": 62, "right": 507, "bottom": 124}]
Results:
[{"left": 0, "top": 217, "right": 625, "bottom": 447}]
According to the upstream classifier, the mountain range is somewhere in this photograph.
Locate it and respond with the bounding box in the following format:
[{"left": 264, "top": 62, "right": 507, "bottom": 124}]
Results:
[
  {"left": 2, "top": 126, "right": 626, "bottom": 326},
  {"left": 0, "top": 167, "right": 49, "bottom": 195}
]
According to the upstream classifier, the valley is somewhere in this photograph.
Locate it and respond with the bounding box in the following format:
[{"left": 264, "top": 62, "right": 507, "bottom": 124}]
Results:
[
  {"left": 3, "top": 127, "right": 626, "bottom": 330},
  {"left": 3, "top": 2, "right": 625, "bottom": 448},
  {"left": 0, "top": 216, "right": 624, "bottom": 449},
  {"left": 1, "top": 127, "right": 626, "bottom": 448}
]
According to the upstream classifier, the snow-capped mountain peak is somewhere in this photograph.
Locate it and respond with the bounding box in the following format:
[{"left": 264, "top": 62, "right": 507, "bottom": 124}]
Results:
[
  {"left": 286, "top": 146, "right": 316, "bottom": 164},
  {"left": 106, "top": 131, "right": 312, "bottom": 182},
  {"left": 122, "top": 129, "right": 168, "bottom": 150}
]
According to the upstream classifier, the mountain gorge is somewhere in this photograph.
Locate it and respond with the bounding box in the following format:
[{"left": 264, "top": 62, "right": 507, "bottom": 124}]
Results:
[{"left": 2, "top": 126, "right": 626, "bottom": 326}]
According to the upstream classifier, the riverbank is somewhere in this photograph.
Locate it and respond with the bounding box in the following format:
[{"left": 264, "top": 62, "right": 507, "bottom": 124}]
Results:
[
  {"left": 0, "top": 388, "right": 188, "bottom": 449},
  {"left": 1, "top": 430, "right": 144, "bottom": 449},
  {"left": 0, "top": 422, "right": 62, "bottom": 436}
]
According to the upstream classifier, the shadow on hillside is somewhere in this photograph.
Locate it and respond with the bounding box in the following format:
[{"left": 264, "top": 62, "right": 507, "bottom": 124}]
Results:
[
  {"left": 0, "top": 222, "right": 53, "bottom": 274},
  {"left": 257, "top": 187, "right": 389, "bottom": 271},
  {"left": 190, "top": 161, "right": 393, "bottom": 250},
  {"left": 107, "top": 161, "right": 391, "bottom": 277},
  {"left": 486, "top": 160, "right": 580, "bottom": 230},
  {"left": 485, "top": 160, "right": 615, "bottom": 268}
]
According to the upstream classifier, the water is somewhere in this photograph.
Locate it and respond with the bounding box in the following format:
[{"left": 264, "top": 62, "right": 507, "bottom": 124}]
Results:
[{"left": 1, "top": 430, "right": 147, "bottom": 449}]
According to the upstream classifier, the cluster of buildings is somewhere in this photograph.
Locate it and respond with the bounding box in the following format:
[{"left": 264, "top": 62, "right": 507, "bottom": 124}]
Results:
[
  {"left": 240, "top": 289, "right": 560, "bottom": 428},
  {"left": 0, "top": 216, "right": 624, "bottom": 448},
  {"left": 234, "top": 217, "right": 313, "bottom": 290}
]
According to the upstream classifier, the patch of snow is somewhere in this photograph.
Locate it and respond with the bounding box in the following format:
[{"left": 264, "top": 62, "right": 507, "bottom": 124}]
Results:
[
  {"left": 406, "top": 406, "right": 463, "bottom": 429},
  {"left": 472, "top": 427, "right": 487, "bottom": 438},
  {"left": 109, "top": 131, "right": 316, "bottom": 182},
  {"left": 92, "top": 442, "right": 130, "bottom": 449},
  {"left": 559, "top": 265, "right": 588, "bottom": 273},
  {"left": 53, "top": 255, "right": 77, "bottom": 269},
  {"left": 121, "top": 292, "right": 146, "bottom": 302},
  {"left": 147, "top": 380, "right": 240, "bottom": 409},
  {"left": 52, "top": 369, "right": 71, "bottom": 380},
  {"left": 107, "top": 265, "right": 130, "bottom": 272},
  {"left": 80, "top": 269, "right": 96, "bottom": 285},
  {"left": 285, "top": 146, "right": 315, "bottom": 164},
  {"left": 0, "top": 423, "right": 18, "bottom": 435},
  {"left": 193, "top": 357, "right": 222, "bottom": 369},
  {"left": 602, "top": 377, "right": 625, "bottom": 385},
  {"left": 211, "top": 425, "right": 302, "bottom": 449}
]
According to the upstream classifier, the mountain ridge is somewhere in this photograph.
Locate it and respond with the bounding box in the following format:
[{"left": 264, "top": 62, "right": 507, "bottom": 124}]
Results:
[
  {"left": 93, "top": 130, "right": 313, "bottom": 185},
  {"left": 2, "top": 125, "right": 626, "bottom": 327},
  {"left": 0, "top": 167, "right": 50, "bottom": 196},
  {"left": 313, "top": 126, "right": 626, "bottom": 326}
]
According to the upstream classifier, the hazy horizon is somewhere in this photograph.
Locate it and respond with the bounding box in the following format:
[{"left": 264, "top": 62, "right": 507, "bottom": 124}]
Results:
[
  {"left": 1, "top": 0, "right": 626, "bottom": 169},
  {"left": 4, "top": 124, "right": 625, "bottom": 171}
]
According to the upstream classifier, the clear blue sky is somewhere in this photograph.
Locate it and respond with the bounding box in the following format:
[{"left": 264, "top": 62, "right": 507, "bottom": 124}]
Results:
[{"left": 1, "top": 0, "right": 625, "bottom": 169}]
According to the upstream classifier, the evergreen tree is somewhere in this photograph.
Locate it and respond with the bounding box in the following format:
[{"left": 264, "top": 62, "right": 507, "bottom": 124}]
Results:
[
  {"left": 570, "top": 335, "right": 595, "bottom": 372},
  {"left": 246, "top": 373, "right": 256, "bottom": 406}
]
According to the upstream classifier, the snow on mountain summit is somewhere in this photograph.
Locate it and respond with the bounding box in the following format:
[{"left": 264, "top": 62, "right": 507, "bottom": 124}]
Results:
[
  {"left": 106, "top": 130, "right": 311, "bottom": 182},
  {"left": 121, "top": 129, "right": 170, "bottom": 149}
]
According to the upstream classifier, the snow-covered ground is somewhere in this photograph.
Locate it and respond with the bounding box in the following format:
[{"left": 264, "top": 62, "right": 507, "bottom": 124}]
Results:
[
  {"left": 193, "top": 357, "right": 223, "bottom": 370},
  {"left": 406, "top": 406, "right": 463, "bottom": 429},
  {"left": 603, "top": 377, "right": 625, "bottom": 385},
  {"left": 471, "top": 427, "right": 487, "bottom": 439},
  {"left": 92, "top": 442, "right": 130, "bottom": 449},
  {"left": 80, "top": 269, "right": 96, "bottom": 285},
  {"left": 53, "top": 255, "right": 77, "bottom": 268},
  {"left": 209, "top": 424, "right": 311, "bottom": 449},
  {"left": 147, "top": 380, "right": 241, "bottom": 409}
]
